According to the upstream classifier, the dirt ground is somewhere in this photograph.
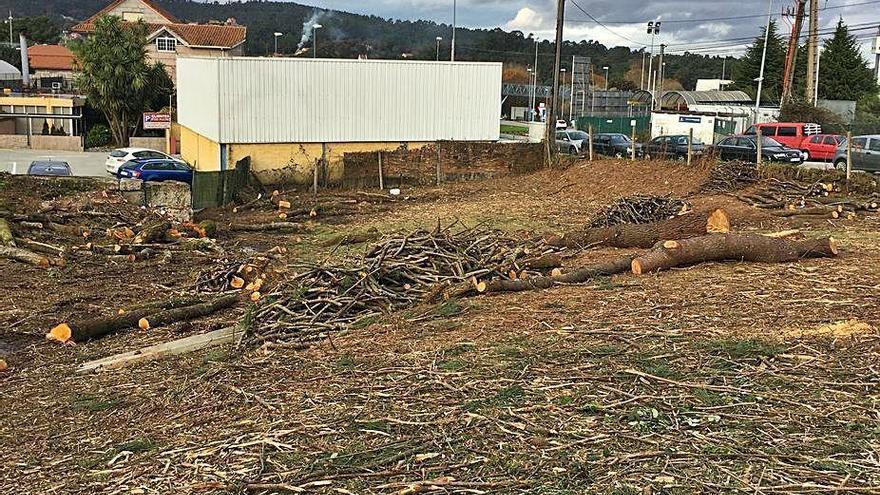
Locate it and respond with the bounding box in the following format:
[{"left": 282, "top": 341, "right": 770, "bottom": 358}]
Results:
[{"left": 1, "top": 160, "right": 879, "bottom": 494}]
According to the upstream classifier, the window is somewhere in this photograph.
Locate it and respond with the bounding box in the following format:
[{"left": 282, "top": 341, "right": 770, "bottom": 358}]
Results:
[
  {"left": 777, "top": 126, "right": 798, "bottom": 137},
  {"left": 719, "top": 137, "right": 735, "bottom": 146},
  {"left": 156, "top": 37, "right": 177, "bottom": 52},
  {"left": 852, "top": 138, "right": 868, "bottom": 149},
  {"left": 869, "top": 139, "right": 880, "bottom": 152},
  {"left": 810, "top": 136, "right": 822, "bottom": 144},
  {"left": 823, "top": 136, "right": 838, "bottom": 146},
  {"left": 760, "top": 126, "right": 776, "bottom": 136},
  {"left": 110, "top": 150, "right": 127, "bottom": 158}
]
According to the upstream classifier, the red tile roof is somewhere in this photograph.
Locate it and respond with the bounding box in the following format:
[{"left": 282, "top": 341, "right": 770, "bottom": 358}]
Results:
[
  {"left": 28, "top": 44, "right": 75, "bottom": 71},
  {"left": 71, "top": 22, "right": 246, "bottom": 49}
]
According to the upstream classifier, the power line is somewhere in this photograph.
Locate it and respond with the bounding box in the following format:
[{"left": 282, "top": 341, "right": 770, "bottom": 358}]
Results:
[
  {"left": 566, "top": 0, "right": 880, "bottom": 25},
  {"left": 566, "top": 0, "right": 646, "bottom": 46},
  {"left": 663, "top": 23, "right": 880, "bottom": 53}
]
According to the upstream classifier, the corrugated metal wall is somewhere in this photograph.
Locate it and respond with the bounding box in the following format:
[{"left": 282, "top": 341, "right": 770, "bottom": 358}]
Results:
[
  {"left": 177, "top": 57, "right": 502, "bottom": 144},
  {"left": 177, "top": 57, "right": 221, "bottom": 142}
]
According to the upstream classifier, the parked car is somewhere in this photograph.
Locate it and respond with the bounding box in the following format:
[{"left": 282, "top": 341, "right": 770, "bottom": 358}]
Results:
[
  {"left": 800, "top": 134, "right": 845, "bottom": 161},
  {"left": 832, "top": 135, "right": 880, "bottom": 172},
  {"left": 745, "top": 122, "right": 822, "bottom": 150},
  {"left": 116, "top": 159, "right": 193, "bottom": 184},
  {"left": 644, "top": 135, "right": 704, "bottom": 160},
  {"left": 593, "top": 133, "right": 641, "bottom": 158},
  {"left": 555, "top": 129, "right": 589, "bottom": 155},
  {"left": 555, "top": 119, "right": 568, "bottom": 130},
  {"left": 27, "top": 160, "right": 72, "bottom": 176},
  {"left": 105, "top": 147, "right": 184, "bottom": 176},
  {"left": 715, "top": 135, "right": 805, "bottom": 164}
]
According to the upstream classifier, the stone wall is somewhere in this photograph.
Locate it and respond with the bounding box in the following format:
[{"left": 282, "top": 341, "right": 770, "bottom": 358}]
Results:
[
  {"left": 30, "top": 135, "right": 83, "bottom": 151},
  {"left": 130, "top": 137, "right": 167, "bottom": 152},
  {"left": 342, "top": 141, "right": 544, "bottom": 189},
  {"left": 0, "top": 135, "right": 28, "bottom": 148}
]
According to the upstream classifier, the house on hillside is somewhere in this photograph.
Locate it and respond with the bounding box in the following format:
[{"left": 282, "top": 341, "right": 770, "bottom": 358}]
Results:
[
  {"left": 28, "top": 44, "right": 76, "bottom": 91},
  {"left": 69, "top": 0, "right": 246, "bottom": 83}
]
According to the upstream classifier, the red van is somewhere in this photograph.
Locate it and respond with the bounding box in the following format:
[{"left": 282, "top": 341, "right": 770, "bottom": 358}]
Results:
[{"left": 746, "top": 122, "right": 822, "bottom": 150}]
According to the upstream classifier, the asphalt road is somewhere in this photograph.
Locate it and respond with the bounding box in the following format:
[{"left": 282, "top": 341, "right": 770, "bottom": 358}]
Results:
[{"left": 0, "top": 148, "right": 109, "bottom": 177}]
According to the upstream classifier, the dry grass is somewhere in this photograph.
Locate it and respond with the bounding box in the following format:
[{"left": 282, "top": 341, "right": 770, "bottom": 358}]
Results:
[{"left": 2, "top": 160, "right": 880, "bottom": 494}]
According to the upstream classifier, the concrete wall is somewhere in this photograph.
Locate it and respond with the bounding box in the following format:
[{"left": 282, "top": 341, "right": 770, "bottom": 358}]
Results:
[
  {"left": 180, "top": 125, "right": 220, "bottom": 170},
  {"left": 227, "top": 141, "right": 431, "bottom": 185},
  {"left": 0, "top": 135, "right": 28, "bottom": 148},
  {"left": 130, "top": 136, "right": 167, "bottom": 152},
  {"left": 147, "top": 43, "right": 239, "bottom": 84},
  {"left": 30, "top": 135, "right": 82, "bottom": 151}
]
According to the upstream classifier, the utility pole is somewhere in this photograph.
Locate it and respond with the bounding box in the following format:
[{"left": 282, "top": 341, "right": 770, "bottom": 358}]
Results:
[
  {"left": 640, "top": 50, "right": 646, "bottom": 90},
  {"left": 755, "top": 0, "right": 774, "bottom": 118},
  {"left": 7, "top": 11, "right": 12, "bottom": 44},
  {"left": 646, "top": 22, "right": 661, "bottom": 109},
  {"left": 781, "top": 0, "right": 806, "bottom": 102},
  {"left": 451, "top": 0, "right": 456, "bottom": 61},
  {"left": 656, "top": 44, "right": 665, "bottom": 110},
  {"left": 546, "top": 0, "right": 565, "bottom": 156},
  {"left": 805, "top": 0, "right": 818, "bottom": 103}
]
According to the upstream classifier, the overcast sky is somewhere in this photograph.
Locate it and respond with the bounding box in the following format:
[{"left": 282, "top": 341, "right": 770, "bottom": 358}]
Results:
[{"left": 264, "top": 0, "right": 879, "bottom": 57}]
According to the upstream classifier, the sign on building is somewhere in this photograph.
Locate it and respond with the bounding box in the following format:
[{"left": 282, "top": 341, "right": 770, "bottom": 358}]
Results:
[{"left": 143, "top": 112, "right": 172, "bottom": 130}]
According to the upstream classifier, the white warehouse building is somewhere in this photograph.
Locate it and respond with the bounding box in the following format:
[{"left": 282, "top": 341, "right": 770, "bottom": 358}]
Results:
[{"left": 176, "top": 56, "right": 502, "bottom": 183}]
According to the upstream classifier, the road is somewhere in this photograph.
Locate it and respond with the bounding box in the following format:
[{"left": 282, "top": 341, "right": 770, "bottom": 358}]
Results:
[{"left": 0, "top": 149, "right": 109, "bottom": 177}]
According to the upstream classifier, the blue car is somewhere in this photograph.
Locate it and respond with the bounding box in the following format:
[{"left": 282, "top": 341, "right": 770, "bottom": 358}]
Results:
[{"left": 117, "top": 159, "right": 193, "bottom": 184}]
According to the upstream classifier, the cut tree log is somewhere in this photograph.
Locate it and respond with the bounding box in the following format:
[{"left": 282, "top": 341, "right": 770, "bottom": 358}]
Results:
[
  {"left": 0, "top": 218, "right": 15, "bottom": 247},
  {"left": 134, "top": 221, "right": 172, "bottom": 244},
  {"left": 522, "top": 252, "right": 563, "bottom": 270},
  {"left": 15, "top": 238, "right": 64, "bottom": 257},
  {"left": 548, "top": 208, "right": 730, "bottom": 249},
  {"left": 320, "top": 227, "right": 381, "bottom": 247},
  {"left": 47, "top": 295, "right": 240, "bottom": 344},
  {"left": 229, "top": 222, "right": 306, "bottom": 233},
  {"left": 769, "top": 207, "right": 833, "bottom": 217},
  {"left": 631, "top": 233, "right": 838, "bottom": 275},
  {"left": 0, "top": 246, "right": 63, "bottom": 268},
  {"left": 77, "top": 326, "right": 239, "bottom": 374}
]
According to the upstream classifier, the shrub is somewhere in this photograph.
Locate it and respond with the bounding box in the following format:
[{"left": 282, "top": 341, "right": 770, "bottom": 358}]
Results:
[{"left": 85, "top": 124, "right": 112, "bottom": 149}]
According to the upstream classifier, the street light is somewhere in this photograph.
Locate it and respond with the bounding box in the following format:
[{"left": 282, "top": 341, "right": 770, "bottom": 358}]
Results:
[
  {"left": 451, "top": 0, "right": 457, "bottom": 61},
  {"left": 646, "top": 21, "right": 661, "bottom": 106},
  {"left": 436, "top": 36, "right": 443, "bottom": 61},
  {"left": 560, "top": 68, "right": 567, "bottom": 116},
  {"left": 602, "top": 66, "right": 609, "bottom": 90},
  {"left": 273, "top": 32, "right": 282, "bottom": 55},
  {"left": 527, "top": 68, "right": 534, "bottom": 121},
  {"left": 312, "top": 24, "right": 323, "bottom": 59}
]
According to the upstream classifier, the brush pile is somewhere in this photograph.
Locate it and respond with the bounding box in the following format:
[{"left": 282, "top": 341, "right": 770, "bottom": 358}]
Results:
[
  {"left": 740, "top": 178, "right": 878, "bottom": 218},
  {"left": 587, "top": 195, "right": 690, "bottom": 228},
  {"left": 701, "top": 160, "right": 760, "bottom": 193},
  {"left": 249, "top": 223, "right": 557, "bottom": 344}
]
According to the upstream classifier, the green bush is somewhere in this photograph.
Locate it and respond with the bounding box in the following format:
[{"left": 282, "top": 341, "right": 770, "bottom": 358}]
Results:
[{"left": 84, "top": 124, "right": 112, "bottom": 149}]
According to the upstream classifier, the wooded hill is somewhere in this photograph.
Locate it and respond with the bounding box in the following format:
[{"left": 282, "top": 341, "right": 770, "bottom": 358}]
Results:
[{"left": 6, "top": 0, "right": 735, "bottom": 90}]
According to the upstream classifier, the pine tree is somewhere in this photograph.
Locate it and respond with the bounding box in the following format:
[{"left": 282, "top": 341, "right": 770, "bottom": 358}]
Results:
[
  {"left": 732, "top": 20, "right": 787, "bottom": 101},
  {"left": 818, "top": 19, "right": 879, "bottom": 101}
]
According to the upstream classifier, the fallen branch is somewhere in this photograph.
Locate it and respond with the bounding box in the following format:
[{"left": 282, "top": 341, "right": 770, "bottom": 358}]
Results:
[
  {"left": 0, "top": 246, "right": 63, "bottom": 268},
  {"left": 548, "top": 208, "right": 730, "bottom": 249},
  {"left": 631, "top": 233, "right": 838, "bottom": 275},
  {"left": 320, "top": 227, "right": 381, "bottom": 247}
]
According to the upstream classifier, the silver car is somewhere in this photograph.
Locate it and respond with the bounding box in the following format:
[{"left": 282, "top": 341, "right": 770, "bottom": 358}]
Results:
[
  {"left": 833, "top": 135, "right": 880, "bottom": 172},
  {"left": 555, "top": 130, "right": 589, "bottom": 155}
]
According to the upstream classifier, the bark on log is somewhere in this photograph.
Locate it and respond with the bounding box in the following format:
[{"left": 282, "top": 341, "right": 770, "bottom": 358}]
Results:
[
  {"left": 15, "top": 238, "right": 64, "bottom": 257},
  {"left": 769, "top": 207, "right": 833, "bottom": 217},
  {"left": 480, "top": 256, "right": 634, "bottom": 293},
  {"left": 522, "top": 252, "right": 563, "bottom": 270},
  {"left": 0, "top": 218, "right": 15, "bottom": 247},
  {"left": 631, "top": 234, "right": 838, "bottom": 275},
  {"left": 548, "top": 208, "right": 730, "bottom": 249},
  {"left": 47, "top": 295, "right": 239, "bottom": 344},
  {"left": 0, "top": 246, "right": 58, "bottom": 267},
  {"left": 134, "top": 221, "right": 171, "bottom": 244}
]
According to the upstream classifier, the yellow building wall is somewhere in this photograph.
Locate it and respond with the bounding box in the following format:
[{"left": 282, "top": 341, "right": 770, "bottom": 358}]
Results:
[
  {"left": 227, "top": 141, "right": 430, "bottom": 184},
  {"left": 179, "top": 125, "right": 220, "bottom": 171}
]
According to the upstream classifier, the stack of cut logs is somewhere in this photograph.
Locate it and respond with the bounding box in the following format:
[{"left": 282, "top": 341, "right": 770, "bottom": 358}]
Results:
[{"left": 740, "top": 178, "right": 878, "bottom": 220}]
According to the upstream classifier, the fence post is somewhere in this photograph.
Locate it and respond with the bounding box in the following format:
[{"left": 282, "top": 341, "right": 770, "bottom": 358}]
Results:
[
  {"left": 631, "top": 123, "right": 637, "bottom": 162},
  {"left": 378, "top": 151, "right": 384, "bottom": 190},
  {"left": 687, "top": 128, "right": 693, "bottom": 167},
  {"left": 756, "top": 133, "right": 762, "bottom": 166},
  {"left": 313, "top": 159, "right": 318, "bottom": 198},
  {"left": 845, "top": 131, "right": 852, "bottom": 192},
  {"left": 436, "top": 141, "right": 442, "bottom": 186},
  {"left": 588, "top": 125, "right": 594, "bottom": 161}
]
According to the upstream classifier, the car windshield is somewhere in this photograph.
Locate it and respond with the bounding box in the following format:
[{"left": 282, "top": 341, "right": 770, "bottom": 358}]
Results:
[
  {"left": 761, "top": 137, "right": 784, "bottom": 147},
  {"left": 610, "top": 135, "right": 631, "bottom": 144},
  {"left": 568, "top": 131, "right": 588, "bottom": 140},
  {"left": 110, "top": 150, "right": 128, "bottom": 158}
]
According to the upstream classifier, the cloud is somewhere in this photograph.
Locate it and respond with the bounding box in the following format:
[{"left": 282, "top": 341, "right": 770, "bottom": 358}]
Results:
[{"left": 505, "top": 7, "right": 546, "bottom": 31}]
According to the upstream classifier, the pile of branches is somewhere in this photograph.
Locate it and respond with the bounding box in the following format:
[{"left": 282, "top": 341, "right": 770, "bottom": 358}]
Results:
[
  {"left": 740, "top": 178, "right": 877, "bottom": 219},
  {"left": 701, "top": 160, "right": 759, "bottom": 193},
  {"left": 587, "top": 195, "right": 690, "bottom": 228},
  {"left": 249, "top": 223, "right": 558, "bottom": 344}
]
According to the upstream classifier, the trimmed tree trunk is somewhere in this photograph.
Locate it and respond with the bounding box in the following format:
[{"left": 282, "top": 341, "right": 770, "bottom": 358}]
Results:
[
  {"left": 480, "top": 256, "right": 634, "bottom": 293},
  {"left": 631, "top": 234, "right": 838, "bottom": 275},
  {"left": 0, "top": 246, "right": 60, "bottom": 267},
  {"left": 548, "top": 208, "right": 730, "bottom": 249},
  {"left": 47, "top": 295, "right": 239, "bottom": 344},
  {"left": 0, "top": 218, "right": 15, "bottom": 247}
]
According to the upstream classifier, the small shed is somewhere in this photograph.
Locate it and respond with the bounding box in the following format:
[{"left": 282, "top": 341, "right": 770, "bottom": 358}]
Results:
[{"left": 660, "top": 90, "right": 752, "bottom": 112}]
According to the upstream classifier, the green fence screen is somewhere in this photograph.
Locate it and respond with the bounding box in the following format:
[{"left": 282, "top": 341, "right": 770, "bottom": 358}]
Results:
[
  {"left": 574, "top": 116, "right": 651, "bottom": 135},
  {"left": 191, "top": 157, "right": 252, "bottom": 209}
]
